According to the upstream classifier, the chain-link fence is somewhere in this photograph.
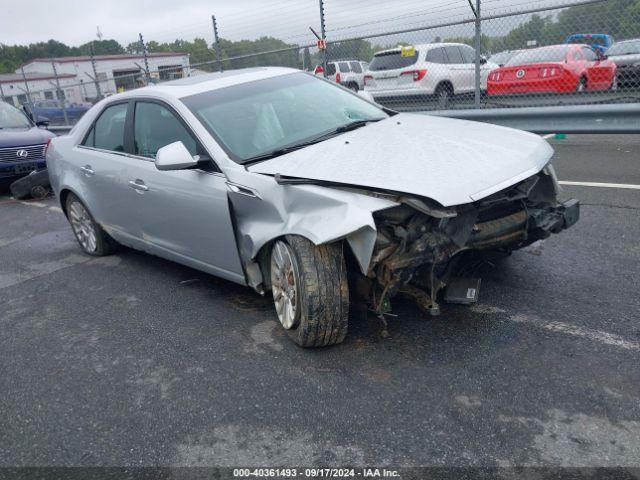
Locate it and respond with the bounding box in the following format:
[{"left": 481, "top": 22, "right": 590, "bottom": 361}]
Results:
[{"left": 2, "top": 0, "right": 638, "bottom": 128}]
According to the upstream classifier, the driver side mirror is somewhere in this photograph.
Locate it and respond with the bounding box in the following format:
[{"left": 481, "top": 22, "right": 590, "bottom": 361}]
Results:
[
  {"left": 36, "top": 116, "right": 50, "bottom": 127},
  {"left": 155, "top": 141, "right": 198, "bottom": 171}
]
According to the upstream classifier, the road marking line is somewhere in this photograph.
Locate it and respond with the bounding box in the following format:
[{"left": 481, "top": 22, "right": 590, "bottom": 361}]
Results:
[
  {"left": 49, "top": 206, "right": 63, "bottom": 213},
  {"left": 559, "top": 181, "right": 640, "bottom": 190},
  {"left": 472, "top": 305, "right": 640, "bottom": 352},
  {"left": 19, "top": 201, "right": 48, "bottom": 208},
  {"left": 510, "top": 314, "right": 640, "bottom": 352},
  {"left": 542, "top": 133, "right": 555, "bottom": 139}
]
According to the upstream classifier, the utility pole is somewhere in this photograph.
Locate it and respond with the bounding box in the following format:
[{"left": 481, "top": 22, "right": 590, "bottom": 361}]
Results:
[
  {"left": 139, "top": 33, "right": 151, "bottom": 84},
  {"left": 90, "top": 42, "right": 103, "bottom": 100},
  {"left": 51, "top": 59, "right": 70, "bottom": 126},
  {"left": 472, "top": 0, "right": 482, "bottom": 106},
  {"left": 318, "top": 0, "right": 328, "bottom": 78},
  {"left": 211, "top": 15, "right": 223, "bottom": 72}
]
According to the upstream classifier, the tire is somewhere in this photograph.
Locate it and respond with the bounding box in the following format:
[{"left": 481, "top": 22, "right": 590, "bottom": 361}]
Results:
[
  {"left": 576, "top": 76, "right": 587, "bottom": 93},
  {"left": 435, "top": 83, "right": 453, "bottom": 109},
  {"left": 65, "top": 193, "right": 118, "bottom": 256},
  {"left": 348, "top": 82, "right": 359, "bottom": 92},
  {"left": 270, "top": 236, "right": 349, "bottom": 348}
]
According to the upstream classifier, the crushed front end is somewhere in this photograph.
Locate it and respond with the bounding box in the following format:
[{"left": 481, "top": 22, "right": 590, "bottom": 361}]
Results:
[{"left": 362, "top": 166, "right": 579, "bottom": 316}]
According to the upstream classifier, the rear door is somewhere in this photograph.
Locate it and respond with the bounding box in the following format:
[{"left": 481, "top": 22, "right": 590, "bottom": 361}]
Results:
[
  {"left": 76, "top": 101, "right": 142, "bottom": 239},
  {"left": 127, "top": 99, "right": 244, "bottom": 280},
  {"left": 444, "top": 45, "right": 472, "bottom": 92}
]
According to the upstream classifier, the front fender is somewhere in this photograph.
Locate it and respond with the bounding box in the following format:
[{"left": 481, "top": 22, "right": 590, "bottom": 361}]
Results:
[{"left": 225, "top": 169, "right": 397, "bottom": 283}]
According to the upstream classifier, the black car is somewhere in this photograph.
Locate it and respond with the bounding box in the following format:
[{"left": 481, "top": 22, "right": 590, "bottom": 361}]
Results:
[
  {"left": 0, "top": 101, "right": 55, "bottom": 186},
  {"left": 607, "top": 39, "right": 640, "bottom": 89}
]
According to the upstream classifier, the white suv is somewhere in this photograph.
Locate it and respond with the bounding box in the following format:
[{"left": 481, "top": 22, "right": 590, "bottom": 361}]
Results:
[
  {"left": 314, "top": 60, "right": 370, "bottom": 91},
  {"left": 363, "top": 43, "right": 497, "bottom": 107}
]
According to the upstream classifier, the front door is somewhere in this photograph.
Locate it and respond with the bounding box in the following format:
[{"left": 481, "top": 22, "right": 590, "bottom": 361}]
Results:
[{"left": 125, "top": 100, "right": 245, "bottom": 282}]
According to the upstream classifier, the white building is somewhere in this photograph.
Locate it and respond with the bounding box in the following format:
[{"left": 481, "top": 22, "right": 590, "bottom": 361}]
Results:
[
  {"left": 0, "top": 72, "right": 82, "bottom": 108},
  {"left": 9, "top": 52, "right": 191, "bottom": 104}
]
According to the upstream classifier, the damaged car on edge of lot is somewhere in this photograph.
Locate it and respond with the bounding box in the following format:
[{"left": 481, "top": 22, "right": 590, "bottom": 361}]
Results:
[{"left": 46, "top": 67, "right": 580, "bottom": 348}]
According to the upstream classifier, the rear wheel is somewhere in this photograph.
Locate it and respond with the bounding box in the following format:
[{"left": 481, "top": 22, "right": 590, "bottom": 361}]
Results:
[
  {"left": 347, "top": 82, "right": 359, "bottom": 92},
  {"left": 270, "top": 236, "right": 349, "bottom": 348},
  {"left": 66, "top": 193, "right": 117, "bottom": 256},
  {"left": 435, "top": 83, "right": 453, "bottom": 109}
]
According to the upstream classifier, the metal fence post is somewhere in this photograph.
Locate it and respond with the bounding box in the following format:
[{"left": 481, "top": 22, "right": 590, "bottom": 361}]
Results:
[
  {"left": 212, "top": 15, "right": 223, "bottom": 72},
  {"left": 139, "top": 33, "right": 151, "bottom": 83},
  {"left": 319, "top": 0, "right": 328, "bottom": 78},
  {"left": 20, "top": 67, "right": 33, "bottom": 106},
  {"left": 474, "top": 0, "right": 481, "bottom": 106},
  {"left": 51, "top": 59, "right": 70, "bottom": 126},
  {"left": 0, "top": 82, "right": 6, "bottom": 103},
  {"left": 90, "top": 42, "right": 103, "bottom": 100}
]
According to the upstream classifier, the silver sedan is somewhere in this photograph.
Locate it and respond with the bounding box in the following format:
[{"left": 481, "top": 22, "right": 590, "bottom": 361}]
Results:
[{"left": 47, "top": 67, "right": 579, "bottom": 347}]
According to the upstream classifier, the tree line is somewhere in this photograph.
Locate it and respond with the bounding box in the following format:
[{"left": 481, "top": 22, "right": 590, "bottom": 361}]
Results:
[{"left": 1, "top": 0, "right": 637, "bottom": 74}]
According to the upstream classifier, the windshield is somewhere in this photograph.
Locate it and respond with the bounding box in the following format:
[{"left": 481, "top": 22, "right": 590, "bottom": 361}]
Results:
[
  {"left": 182, "top": 72, "right": 387, "bottom": 163},
  {"left": 507, "top": 47, "right": 571, "bottom": 65},
  {"left": 0, "top": 102, "right": 32, "bottom": 129},
  {"left": 608, "top": 40, "right": 640, "bottom": 55},
  {"left": 369, "top": 50, "right": 419, "bottom": 71}
]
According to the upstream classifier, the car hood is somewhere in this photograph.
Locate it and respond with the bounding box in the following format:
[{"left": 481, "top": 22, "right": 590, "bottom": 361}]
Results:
[
  {"left": 248, "top": 113, "right": 553, "bottom": 207},
  {"left": 0, "top": 127, "right": 55, "bottom": 148}
]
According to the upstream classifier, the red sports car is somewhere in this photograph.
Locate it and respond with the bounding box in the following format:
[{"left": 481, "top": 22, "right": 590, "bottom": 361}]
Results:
[{"left": 487, "top": 44, "right": 617, "bottom": 95}]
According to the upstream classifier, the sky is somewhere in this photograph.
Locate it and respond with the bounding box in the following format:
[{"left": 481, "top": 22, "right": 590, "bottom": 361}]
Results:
[{"left": 1, "top": 0, "right": 575, "bottom": 48}]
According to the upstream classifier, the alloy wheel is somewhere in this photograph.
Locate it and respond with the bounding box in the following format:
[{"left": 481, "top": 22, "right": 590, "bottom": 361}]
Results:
[
  {"left": 270, "top": 240, "right": 299, "bottom": 330},
  {"left": 69, "top": 201, "right": 97, "bottom": 253}
]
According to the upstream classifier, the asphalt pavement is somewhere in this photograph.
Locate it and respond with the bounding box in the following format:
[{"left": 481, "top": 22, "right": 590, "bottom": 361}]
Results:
[{"left": 0, "top": 135, "right": 639, "bottom": 469}]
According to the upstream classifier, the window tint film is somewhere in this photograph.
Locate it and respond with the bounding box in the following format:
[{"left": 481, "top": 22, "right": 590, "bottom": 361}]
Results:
[
  {"left": 444, "top": 46, "right": 464, "bottom": 64},
  {"left": 425, "top": 48, "right": 446, "bottom": 64},
  {"left": 369, "top": 50, "right": 419, "bottom": 71},
  {"left": 134, "top": 102, "right": 198, "bottom": 158},
  {"left": 508, "top": 47, "right": 571, "bottom": 65},
  {"left": 349, "top": 61, "right": 363, "bottom": 73},
  {"left": 88, "top": 103, "right": 127, "bottom": 151}
]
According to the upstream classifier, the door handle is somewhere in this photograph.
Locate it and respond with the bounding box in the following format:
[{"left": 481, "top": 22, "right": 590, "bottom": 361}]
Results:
[
  {"left": 128, "top": 180, "right": 149, "bottom": 192},
  {"left": 80, "top": 165, "right": 95, "bottom": 176}
]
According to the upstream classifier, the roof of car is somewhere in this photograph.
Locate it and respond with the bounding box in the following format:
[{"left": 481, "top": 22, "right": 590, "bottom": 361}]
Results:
[
  {"left": 373, "top": 43, "right": 468, "bottom": 56},
  {"left": 118, "top": 67, "right": 299, "bottom": 100}
]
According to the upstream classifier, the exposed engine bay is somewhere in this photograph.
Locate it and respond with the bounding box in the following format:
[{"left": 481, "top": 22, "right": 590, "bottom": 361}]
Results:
[{"left": 357, "top": 166, "right": 580, "bottom": 317}]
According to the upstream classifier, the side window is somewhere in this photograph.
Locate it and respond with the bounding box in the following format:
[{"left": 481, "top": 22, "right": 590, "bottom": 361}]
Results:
[
  {"left": 573, "top": 50, "right": 584, "bottom": 61},
  {"left": 338, "top": 62, "right": 351, "bottom": 73},
  {"left": 349, "top": 61, "right": 363, "bottom": 73},
  {"left": 582, "top": 48, "right": 597, "bottom": 61},
  {"left": 83, "top": 102, "right": 127, "bottom": 152},
  {"left": 133, "top": 102, "right": 198, "bottom": 158},
  {"left": 425, "top": 47, "right": 446, "bottom": 64},
  {"left": 460, "top": 46, "right": 476, "bottom": 64},
  {"left": 326, "top": 63, "right": 337, "bottom": 76},
  {"left": 444, "top": 46, "right": 464, "bottom": 64}
]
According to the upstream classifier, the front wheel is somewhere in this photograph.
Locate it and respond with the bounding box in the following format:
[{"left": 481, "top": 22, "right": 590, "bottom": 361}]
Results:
[
  {"left": 270, "top": 236, "right": 349, "bottom": 347},
  {"left": 576, "top": 76, "right": 587, "bottom": 93}
]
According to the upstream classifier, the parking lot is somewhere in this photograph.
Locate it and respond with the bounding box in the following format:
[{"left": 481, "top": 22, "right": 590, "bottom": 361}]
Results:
[{"left": 0, "top": 134, "right": 639, "bottom": 468}]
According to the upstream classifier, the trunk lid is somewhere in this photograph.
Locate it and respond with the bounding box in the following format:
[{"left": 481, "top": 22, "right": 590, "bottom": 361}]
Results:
[{"left": 248, "top": 113, "right": 553, "bottom": 207}]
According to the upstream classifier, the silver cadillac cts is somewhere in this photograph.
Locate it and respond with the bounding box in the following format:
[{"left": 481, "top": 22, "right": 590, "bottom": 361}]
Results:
[{"left": 47, "top": 67, "right": 579, "bottom": 347}]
